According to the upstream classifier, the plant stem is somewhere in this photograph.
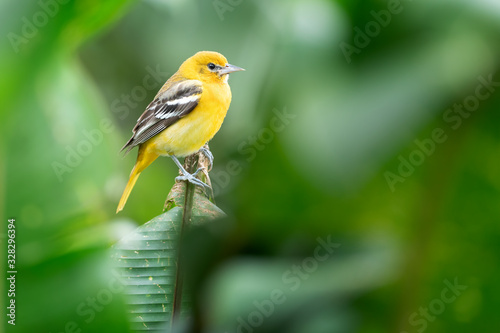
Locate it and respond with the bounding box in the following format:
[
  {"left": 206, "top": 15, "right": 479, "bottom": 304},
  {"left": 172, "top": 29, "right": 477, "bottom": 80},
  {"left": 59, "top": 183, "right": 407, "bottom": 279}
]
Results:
[{"left": 171, "top": 154, "right": 197, "bottom": 329}]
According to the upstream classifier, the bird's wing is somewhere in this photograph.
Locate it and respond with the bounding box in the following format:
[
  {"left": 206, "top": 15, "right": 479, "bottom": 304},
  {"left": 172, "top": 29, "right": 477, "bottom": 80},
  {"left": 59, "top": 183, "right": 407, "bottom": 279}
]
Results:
[{"left": 121, "top": 79, "right": 203, "bottom": 153}]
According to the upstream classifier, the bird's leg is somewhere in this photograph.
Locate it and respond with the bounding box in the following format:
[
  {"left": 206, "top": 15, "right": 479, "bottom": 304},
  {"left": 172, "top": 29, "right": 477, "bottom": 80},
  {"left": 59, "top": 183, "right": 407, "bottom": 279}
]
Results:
[
  {"left": 198, "top": 147, "right": 214, "bottom": 171},
  {"left": 170, "top": 155, "right": 210, "bottom": 189}
]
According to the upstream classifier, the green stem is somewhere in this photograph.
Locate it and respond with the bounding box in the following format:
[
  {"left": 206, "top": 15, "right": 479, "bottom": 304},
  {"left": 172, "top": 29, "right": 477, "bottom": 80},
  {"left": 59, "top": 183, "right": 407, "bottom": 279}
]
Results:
[{"left": 171, "top": 154, "right": 197, "bottom": 328}]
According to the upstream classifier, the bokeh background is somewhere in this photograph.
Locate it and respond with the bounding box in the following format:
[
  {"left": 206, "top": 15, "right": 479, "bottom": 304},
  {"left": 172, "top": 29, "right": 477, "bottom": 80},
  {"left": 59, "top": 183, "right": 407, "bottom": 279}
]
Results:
[{"left": 2, "top": 0, "right": 500, "bottom": 332}]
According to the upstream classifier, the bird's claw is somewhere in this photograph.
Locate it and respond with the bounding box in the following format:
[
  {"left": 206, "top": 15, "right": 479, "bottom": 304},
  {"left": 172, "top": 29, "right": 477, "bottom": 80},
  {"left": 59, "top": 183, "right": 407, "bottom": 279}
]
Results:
[
  {"left": 199, "top": 147, "right": 214, "bottom": 170},
  {"left": 191, "top": 167, "right": 203, "bottom": 177},
  {"left": 176, "top": 168, "right": 210, "bottom": 189}
]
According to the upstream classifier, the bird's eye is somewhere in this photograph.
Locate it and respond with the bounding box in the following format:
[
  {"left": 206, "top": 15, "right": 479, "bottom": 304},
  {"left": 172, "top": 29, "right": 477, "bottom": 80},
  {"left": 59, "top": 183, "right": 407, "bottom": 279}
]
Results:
[{"left": 207, "top": 63, "right": 216, "bottom": 70}]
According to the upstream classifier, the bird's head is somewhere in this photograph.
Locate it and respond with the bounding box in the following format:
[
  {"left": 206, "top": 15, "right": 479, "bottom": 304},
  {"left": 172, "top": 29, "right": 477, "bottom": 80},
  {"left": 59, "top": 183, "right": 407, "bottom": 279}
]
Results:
[{"left": 179, "top": 51, "right": 245, "bottom": 84}]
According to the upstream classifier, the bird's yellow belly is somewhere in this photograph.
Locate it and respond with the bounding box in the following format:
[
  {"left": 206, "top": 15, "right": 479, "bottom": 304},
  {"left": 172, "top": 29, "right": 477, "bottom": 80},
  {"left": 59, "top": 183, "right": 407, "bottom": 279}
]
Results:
[{"left": 149, "top": 104, "right": 227, "bottom": 157}]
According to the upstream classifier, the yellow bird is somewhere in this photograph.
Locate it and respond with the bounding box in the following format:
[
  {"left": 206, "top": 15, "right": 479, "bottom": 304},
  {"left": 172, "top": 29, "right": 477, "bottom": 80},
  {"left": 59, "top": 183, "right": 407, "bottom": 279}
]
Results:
[{"left": 116, "top": 51, "right": 244, "bottom": 213}]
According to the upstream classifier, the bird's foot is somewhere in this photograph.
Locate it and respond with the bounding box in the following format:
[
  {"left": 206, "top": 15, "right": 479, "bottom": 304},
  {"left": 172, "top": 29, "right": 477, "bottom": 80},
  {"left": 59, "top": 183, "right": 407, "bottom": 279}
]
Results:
[
  {"left": 199, "top": 147, "right": 214, "bottom": 171},
  {"left": 176, "top": 168, "right": 210, "bottom": 189}
]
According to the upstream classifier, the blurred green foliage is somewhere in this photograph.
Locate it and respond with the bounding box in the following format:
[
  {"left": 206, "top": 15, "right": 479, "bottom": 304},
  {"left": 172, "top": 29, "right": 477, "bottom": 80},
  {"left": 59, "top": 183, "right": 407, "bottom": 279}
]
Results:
[{"left": 2, "top": 0, "right": 500, "bottom": 332}]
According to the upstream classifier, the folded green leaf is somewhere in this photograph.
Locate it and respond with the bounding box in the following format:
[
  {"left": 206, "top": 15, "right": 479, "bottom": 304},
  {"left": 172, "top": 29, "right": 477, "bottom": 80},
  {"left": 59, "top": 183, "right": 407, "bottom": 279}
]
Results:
[{"left": 111, "top": 173, "right": 225, "bottom": 332}]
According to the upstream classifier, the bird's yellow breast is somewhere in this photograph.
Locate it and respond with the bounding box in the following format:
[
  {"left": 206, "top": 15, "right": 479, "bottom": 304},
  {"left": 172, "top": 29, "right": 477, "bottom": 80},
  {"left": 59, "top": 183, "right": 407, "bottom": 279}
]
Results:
[{"left": 148, "top": 82, "right": 232, "bottom": 157}]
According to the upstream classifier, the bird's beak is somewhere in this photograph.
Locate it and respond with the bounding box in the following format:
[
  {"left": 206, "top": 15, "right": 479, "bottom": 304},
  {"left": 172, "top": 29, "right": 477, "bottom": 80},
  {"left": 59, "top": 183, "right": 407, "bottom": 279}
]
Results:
[{"left": 218, "top": 63, "right": 245, "bottom": 75}]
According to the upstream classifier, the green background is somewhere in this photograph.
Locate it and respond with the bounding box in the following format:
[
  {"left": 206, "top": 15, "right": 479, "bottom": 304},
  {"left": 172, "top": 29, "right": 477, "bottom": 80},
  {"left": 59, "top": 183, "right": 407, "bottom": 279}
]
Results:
[{"left": 1, "top": 0, "right": 500, "bottom": 332}]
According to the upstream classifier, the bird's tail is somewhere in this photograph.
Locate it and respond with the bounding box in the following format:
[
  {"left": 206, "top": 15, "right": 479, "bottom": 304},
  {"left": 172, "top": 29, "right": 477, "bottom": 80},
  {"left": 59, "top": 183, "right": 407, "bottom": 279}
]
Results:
[{"left": 116, "top": 146, "right": 158, "bottom": 213}]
